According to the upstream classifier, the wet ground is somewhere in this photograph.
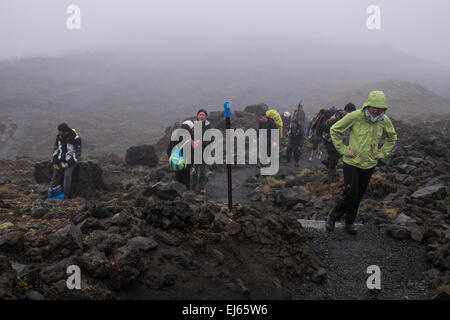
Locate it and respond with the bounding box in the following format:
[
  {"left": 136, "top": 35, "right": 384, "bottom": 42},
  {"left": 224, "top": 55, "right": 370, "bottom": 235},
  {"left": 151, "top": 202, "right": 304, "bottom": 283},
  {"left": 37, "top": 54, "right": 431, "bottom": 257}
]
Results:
[{"left": 204, "top": 151, "right": 431, "bottom": 300}]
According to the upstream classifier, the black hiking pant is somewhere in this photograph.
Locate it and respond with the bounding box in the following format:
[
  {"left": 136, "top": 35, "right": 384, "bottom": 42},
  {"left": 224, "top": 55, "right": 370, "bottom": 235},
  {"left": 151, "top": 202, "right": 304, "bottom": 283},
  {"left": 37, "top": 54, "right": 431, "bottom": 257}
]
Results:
[
  {"left": 286, "top": 140, "right": 302, "bottom": 163},
  {"left": 192, "top": 164, "right": 207, "bottom": 192},
  {"left": 175, "top": 165, "right": 191, "bottom": 190},
  {"left": 324, "top": 139, "right": 341, "bottom": 173},
  {"left": 49, "top": 163, "right": 77, "bottom": 198},
  {"left": 330, "top": 163, "right": 374, "bottom": 224}
]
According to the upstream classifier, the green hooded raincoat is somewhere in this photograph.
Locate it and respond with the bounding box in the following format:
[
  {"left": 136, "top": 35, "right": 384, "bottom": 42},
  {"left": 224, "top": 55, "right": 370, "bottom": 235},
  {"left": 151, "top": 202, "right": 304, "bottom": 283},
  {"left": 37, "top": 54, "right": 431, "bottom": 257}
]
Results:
[{"left": 330, "top": 91, "right": 398, "bottom": 170}]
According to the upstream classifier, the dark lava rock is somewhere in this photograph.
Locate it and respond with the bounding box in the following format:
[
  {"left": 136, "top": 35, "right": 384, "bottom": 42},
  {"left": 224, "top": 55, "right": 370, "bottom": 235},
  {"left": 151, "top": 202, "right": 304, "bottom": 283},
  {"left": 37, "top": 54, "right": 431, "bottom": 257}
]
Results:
[
  {"left": 243, "top": 103, "right": 269, "bottom": 115},
  {"left": 411, "top": 184, "right": 447, "bottom": 201},
  {"left": 386, "top": 225, "right": 411, "bottom": 240},
  {"left": 24, "top": 290, "right": 45, "bottom": 300},
  {"left": 143, "top": 181, "right": 187, "bottom": 200},
  {"left": 0, "top": 256, "right": 17, "bottom": 299},
  {"left": 78, "top": 249, "right": 112, "bottom": 279},
  {"left": 49, "top": 223, "right": 83, "bottom": 252},
  {"left": 79, "top": 218, "right": 106, "bottom": 234},
  {"left": 225, "top": 222, "right": 241, "bottom": 236},
  {"left": 33, "top": 160, "right": 105, "bottom": 199},
  {"left": 126, "top": 236, "right": 158, "bottom": 252},
  {"left": 90, "top": 205, "right": 114, "bottom": 219},
  {"left": 125, "top": 144, "right": 158, "bottom": 167},
  {"left": 33, "top": 162, "right": 54, "bottom": 184},
  {"left": 31, "top": 207, "right": 48, "bottom": 219},
  {"left": 213, "top": 213, "right": 230, "bottom": 232},
  {"left": 0, "top": 231, "right": 24, "bottom": 253}
]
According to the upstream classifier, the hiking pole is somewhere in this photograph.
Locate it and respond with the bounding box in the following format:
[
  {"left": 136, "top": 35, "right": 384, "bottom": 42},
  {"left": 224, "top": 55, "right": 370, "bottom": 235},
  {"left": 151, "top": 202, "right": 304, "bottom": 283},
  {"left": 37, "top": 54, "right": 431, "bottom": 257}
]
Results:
[{"left": 224, "top": 101, "right": 232, "bottom": 211}]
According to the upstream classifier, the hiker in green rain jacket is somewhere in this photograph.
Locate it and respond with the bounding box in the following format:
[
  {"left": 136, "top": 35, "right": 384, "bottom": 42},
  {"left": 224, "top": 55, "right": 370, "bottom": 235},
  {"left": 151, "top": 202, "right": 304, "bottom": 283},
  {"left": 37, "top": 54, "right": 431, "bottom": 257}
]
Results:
[{"left": 326, "top": 90, "right": 397, "bottom": 235}]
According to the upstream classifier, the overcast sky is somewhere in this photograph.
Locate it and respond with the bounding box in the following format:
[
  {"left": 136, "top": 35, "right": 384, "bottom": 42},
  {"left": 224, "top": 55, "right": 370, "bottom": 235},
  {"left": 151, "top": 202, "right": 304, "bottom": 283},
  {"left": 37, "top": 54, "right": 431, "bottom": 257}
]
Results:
[{"left": 0, "top": 0, "right": 449, "bottom": 68}]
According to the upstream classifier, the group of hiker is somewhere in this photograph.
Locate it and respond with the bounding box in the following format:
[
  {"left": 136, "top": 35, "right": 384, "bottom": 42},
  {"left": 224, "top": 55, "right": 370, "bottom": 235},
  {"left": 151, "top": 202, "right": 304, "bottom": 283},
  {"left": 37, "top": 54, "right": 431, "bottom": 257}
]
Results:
[
  {"left": 279, "top": 91, "right": 397, "bottom": 234},
  {"left": 0, "top": 119, "right": 18, "bottom": 157},
  {"left": 166, "top": 109, "right": 211, "bottom": 192},
  {"left": 46, "top": 90, "right": 397, "bottom": 236},
  {"left": 0, "top": 119, "right": 18, "bottom": 144}
]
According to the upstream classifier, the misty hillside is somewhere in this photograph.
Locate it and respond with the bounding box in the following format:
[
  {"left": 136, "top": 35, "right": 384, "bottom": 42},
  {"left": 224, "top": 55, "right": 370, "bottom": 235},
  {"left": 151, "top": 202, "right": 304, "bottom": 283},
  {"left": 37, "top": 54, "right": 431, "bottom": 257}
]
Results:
[
  {"left": 306, "top": 80, "right": 450, "bottom": 119},
  {"left": 1, "top": 46, "right": 450, "bottom": 159}
]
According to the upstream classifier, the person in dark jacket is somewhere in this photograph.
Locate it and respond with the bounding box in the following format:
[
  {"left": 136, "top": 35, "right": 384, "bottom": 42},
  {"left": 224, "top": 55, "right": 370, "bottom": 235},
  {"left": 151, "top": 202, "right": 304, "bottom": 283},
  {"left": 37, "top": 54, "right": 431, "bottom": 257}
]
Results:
[
  {"left": 192, "top": 109, "right": 211, "bottom": 193},
  {"left": 284, "top": 120, "right": 304, "bottom": 166},
  {"left": 0, "top": 123, "right": 6, "bottom": 143},
  {"left": 167, "top": 120, "right": 194, "bottom": 190},
  {"left": 48, "top": 123, "right": 82, "bottom": 199},
  {"left": 8, "top": 121, "right": 18, "bottom": 141},
  {"left": 258, "top": 112, "right": 278, "bottom": 157},
  {"left": 321, "top": 103, "right": 356, "bottom": 179},
  {"left": 292, "top": 100, "right": 306, "bottom": 135}
]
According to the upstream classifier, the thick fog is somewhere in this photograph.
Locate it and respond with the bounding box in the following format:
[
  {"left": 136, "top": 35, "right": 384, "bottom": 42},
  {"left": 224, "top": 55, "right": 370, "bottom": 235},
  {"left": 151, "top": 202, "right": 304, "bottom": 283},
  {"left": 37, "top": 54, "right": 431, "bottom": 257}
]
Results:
[
  {"left": 0, "top": 0, "right": 449, "bottom": 68},
  {"left": 0, "top": 0, "right": 449, "bottom": 159}
]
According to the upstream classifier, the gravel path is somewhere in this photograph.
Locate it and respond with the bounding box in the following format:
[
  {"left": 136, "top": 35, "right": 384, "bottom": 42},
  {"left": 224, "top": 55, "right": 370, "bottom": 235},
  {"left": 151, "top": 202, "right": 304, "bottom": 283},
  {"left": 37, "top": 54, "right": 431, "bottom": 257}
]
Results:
[
  {"left": 302, "top": 222, "right": 431, "bottom": 300},
  {"left": 205, "top": 154, "right": 432, "bottom": 300}
]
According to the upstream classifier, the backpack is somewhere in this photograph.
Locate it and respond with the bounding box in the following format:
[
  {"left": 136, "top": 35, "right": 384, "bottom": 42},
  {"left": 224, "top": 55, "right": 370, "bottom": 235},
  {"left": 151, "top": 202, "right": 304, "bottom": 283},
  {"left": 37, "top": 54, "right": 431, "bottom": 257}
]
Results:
[
  {"left": 310, "top": 109, "right": 328, "bottom": 136},
  {"left": 311, "top": 108, "right": 337, "bottom": 136},
  {"left": 265, "top": 109, "right": 283, "bottom": 138},
  {"left": 169, "top": 139, "right": 191, "bottom": 171}
]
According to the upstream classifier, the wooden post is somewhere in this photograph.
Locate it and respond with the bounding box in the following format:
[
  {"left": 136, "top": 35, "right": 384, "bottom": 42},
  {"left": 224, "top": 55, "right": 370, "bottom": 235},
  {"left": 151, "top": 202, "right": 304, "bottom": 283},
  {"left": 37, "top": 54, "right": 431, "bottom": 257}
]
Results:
[{"left": 224, "top": 101, "right": 232, "bottom": 211}]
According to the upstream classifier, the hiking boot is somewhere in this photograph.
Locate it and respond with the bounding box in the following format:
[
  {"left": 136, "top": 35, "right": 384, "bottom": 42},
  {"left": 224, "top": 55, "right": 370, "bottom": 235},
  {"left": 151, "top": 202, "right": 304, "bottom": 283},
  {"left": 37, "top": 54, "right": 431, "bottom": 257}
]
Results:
[
  {"left": 325, "top": 211, "right": 335, "bottom": 232},
  {"left": 345, "top": 223, "right": 358, "bottom": 235},
  {"left": 308, "top": 156, "right": 313, "bottom": 162},
  {"left": 317, "top": 151, "right": 323, "bottom": 160}
]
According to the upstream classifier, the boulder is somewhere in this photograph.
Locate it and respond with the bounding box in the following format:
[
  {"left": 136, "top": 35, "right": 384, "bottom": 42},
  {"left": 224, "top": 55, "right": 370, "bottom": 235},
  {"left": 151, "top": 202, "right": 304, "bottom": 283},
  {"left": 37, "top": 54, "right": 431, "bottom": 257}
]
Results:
[
  {"left": 225, "top": 222, "right": 241, "bottom": 236},
  {"left": 275, "top": 187, "right": 310, "bottom": 208},
  {"left": 125, "top": 144, "right": 158, "bottom": 167},
  {"left": 143, "top": 181, "right": 187, "bottom": 201},
  {"left": 49, "top": 223, "right": 83, "bottom": 252},
  {"left": 411, "top": 184, "right": 447, "bottom": 201},
  {"left": 126, "top": 236, "right": 158, "bottom": 252},
  {"left": 0, "top": 256, "right": 17, "bottom": 299},
  {"left": 243, "top": 103, "right": 269, "bottom": 115},
  {"left": 33, "top": 161, "right": 105, "bottom": 199},
  {"left": 0, "top": 231, "right": 24, "bottom": 252},
  {"left": 78, "top": 249, "right": 112, "bottom": 279},
  {"left": 394, "top": 213, "right": 417, "bottom": 226},
  {"left": 213, "top": 212, "right": 230, "bottom": 232}
]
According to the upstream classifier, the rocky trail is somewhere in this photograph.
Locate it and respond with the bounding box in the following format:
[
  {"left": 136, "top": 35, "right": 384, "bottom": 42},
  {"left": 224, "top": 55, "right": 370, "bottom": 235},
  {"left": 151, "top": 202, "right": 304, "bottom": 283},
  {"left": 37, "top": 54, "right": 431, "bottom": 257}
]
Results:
[
  {"left": 302, "top": 222, "right": 430, "bottom": 300},
  {"left": 205, "top": 155, "right": 432, "bottom": 300},
  {"left": 0, "top": 104, "right": 448, "bottom": 300}
]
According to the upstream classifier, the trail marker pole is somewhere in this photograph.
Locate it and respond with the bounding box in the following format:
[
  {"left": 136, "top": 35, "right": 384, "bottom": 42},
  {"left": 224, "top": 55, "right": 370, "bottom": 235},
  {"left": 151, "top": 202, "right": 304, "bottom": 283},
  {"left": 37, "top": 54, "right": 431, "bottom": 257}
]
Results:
[{"left": 224, "top": 101, "right": 232, "bottom": 211}]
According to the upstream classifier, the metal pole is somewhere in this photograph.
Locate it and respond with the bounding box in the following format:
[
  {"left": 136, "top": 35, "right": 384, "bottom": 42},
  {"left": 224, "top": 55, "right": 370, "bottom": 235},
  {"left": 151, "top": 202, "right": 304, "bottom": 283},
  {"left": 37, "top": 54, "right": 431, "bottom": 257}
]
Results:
[{"left": 224, "top": 101, "right": 232, "bottom": 211}]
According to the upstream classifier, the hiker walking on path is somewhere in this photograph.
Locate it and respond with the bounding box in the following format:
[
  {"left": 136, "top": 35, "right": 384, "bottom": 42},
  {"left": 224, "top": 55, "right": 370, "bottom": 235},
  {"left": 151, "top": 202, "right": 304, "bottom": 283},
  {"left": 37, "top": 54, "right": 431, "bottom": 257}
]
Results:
[
  {"left": 284, "top": 119, "right": 304, "bottom": 166},
  {"left": 167, "top": 120, "right": 195, "bottom": 190},
  {"left": 192, "top": 109, "right": 211, "bottom": 193},
  {"left": 282, "top": 111, "right": 291, "bottom": 137},
  {"left": 8, "top": 120, "right": 18, "bottom": 141},
  {"left": 48, "top": 123, "right": 82, "bottom": 199},
  {"left": 321, "top": 103, "right": 356, "bottom": 179},
  {"left": 292, "top": 99, "right": 306, "bottom": 135},
  {"left": 258, "top": 111, "right": 279, "bottom": 157},
  {"left": 326, "top": 91, "right": 397, "bottom": 235},
  {"left": 307, "top": 107, "right": 339, "bottom": 162},
  {"left": 306, "top": 122, "right": 322, "bottom": 162}
]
